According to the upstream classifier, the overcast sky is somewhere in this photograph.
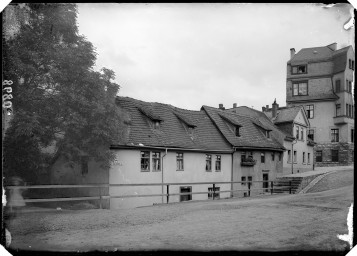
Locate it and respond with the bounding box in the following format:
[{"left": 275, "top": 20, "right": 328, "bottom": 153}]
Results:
[{"left": 77, "top": 3, "right": 354, "bottom": 111}]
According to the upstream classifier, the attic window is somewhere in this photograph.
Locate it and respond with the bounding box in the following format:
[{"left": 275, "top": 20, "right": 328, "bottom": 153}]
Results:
[
  {"left": 153, "top": 121, "right": 160, "bottom": 129},
  {"left": 292, "top": 65, "right": 307, "bottom": 74},
  {"left": 235, "top": 126, "right": 241, "bottom": 137},
  {"left": 265, "top": 130, "right": 270, "bottom": 138}
]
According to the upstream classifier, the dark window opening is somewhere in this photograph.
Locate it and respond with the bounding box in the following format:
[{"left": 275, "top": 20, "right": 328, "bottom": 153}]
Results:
[
  {"left": 331, "top": 150, "right": 339, "bottom": 162},
  {"left": 331, "top": 129, "right": 339, "bottom": 142},
  {"left": 176, "top": 153, "right": 184, "bottom": 171},
  {"left": 308, "top": 129, "right": 314, "bottom": 141},
  {"left": 141, "top": 151, "right": 150, "bottom": 171},
  {"left": 180, "top": 186, "right": 192, "bottom": 202},
  {"left": 305, "top": 105, "right": 314, "bottom": 118},
  {"left": 205, "top": 154, "right": 212, "bottom": 171},
  {"left": 261, "top": 152, "right": 265, "bottom": 163},
  {"left": 208, "top": 187, "right": 220, "bottom": 199},
  {"left": 215, "top": 155, "right": 221, "bottom": 171},
  {"left": 335, "top": 80, "right": 341, "bottom": 92},
  {"left": 292, "top": 65, "right": 307, "bottom": 74},
  {"left": 316, "top": 151, "right": 322, "bottom": 162}
]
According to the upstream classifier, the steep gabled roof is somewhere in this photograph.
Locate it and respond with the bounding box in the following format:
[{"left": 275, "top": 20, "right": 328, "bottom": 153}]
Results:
[
  {"left": 202, "top": 106, "right": 285, "bottom": 151},
  {"left": 271, "top": 106, "right": 301, "bottom": 124},
  {"left": 289, "top": 46, "right": 333, "bottom": 64},
  {"left": 115, "top": 97, "right": 232, "bottom": 151}
]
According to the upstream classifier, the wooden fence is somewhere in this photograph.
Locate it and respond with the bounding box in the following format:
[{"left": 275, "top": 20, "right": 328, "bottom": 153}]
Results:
[{"left": 5, "top": 180, "right": 293, "bottom": 208}]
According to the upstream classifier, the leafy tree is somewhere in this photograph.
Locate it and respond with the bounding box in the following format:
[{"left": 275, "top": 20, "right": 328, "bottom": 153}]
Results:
[{"left": 3, "top": 3, "right": 123, "bottom": 183}]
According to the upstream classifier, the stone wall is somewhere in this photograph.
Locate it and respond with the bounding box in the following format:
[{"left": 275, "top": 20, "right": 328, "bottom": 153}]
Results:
[{"left": 314, "top": 142, "right": 354, "bottom": 167}]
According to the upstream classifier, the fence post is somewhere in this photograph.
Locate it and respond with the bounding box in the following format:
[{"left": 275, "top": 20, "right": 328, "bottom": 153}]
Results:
[
  {"left": 271, "top": 181, "right": 273, "bottom": 195},
  {"left": 289, "top": 181, "right": 292, "bottom": 194},
  {"left": 212, "top": 183, "right": 215, "bottom": 200},
  {"left": 98, "top": 187, "right": 102, "bottom": 209},
  {"left": 248, "top": 182, "right": 251, "bottom": 197},
  {"left": 166, "top": 185, "right": 169, "bottom": 204}
]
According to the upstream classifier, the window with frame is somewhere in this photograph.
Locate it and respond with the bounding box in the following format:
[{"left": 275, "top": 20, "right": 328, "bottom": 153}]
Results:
[
  {"left": 336, "top": 104, "right": 341, "bottom": 117},
  {"left": 287, "top": 150, "right": 291, "bottom": 163},
  {"left": 271, "top": 152, "right": 275, "bottom": 161},
  {"left": 349, "top": 59, "right": 352, "bottom": 69},
  {"left": 331, "top": 150, "right": 339, "bottom": 162},
  {"left": 307, "top": 129, "right": 314, "bottom": 141},
  {"left": 278, "top": 152, "right": 282, "bottom": 161},
  {"left": 335, "top": 80, "right": 341, "bottom": 92},
  {"left": 241, "top": 151, "right": 253, "bottom": 162},
  {"left": 261, "top": 152, "right": 265, "bottom": 163},
  {"left": 241, "top": 176, "right": 246, "bottom": 186},
  {"left": 305, "top": 105, "right": 314, "bottom": 118},
  {"left": 293, "top": 151, "right": 297, "bottom": 163},
  {"left": 152, "top": 152, "right": 161, "bottom": 171},
  {"left": 302, "top": 152, "right": 305, "bottom": 163},
  {"left": 265, "top": 130, "right": 270, "bottom": 138},
  {"left": 292, "top": 65, "right": 307, "bottom": 74},
  {"left": 296, "top": 126, "right": 299, "bottom": 140},
  {"left": 208, "top": 187, "right": 220, "bottom": 199},
  {"left": 307, "top": 153, "right": 310, "bottom": 164},
  {"left": 235, "top": 126, "right": 241, "bottom": 137},
  {"left": 141, "top": 151, "right": 150, "bottom": 171},
  {"left": 215, "top": 155, "right": 221, "bottom": 172},
  {"left": 346, "top": 80, "right": 352, "bottom": 93},
  {"left": 316, "top": 151, "right": 322, "bottom": 162},
  {"left": 300, "top": 128, "right": 304, "bottom": 141},
  {"left": 205, "top": 154, "right": 212, "bottom": 172},
  {"left": 176, "top": 153, "right": 184, "bottom": 171},
  {"left": 352, "top": 60, "right": 355, "bottom": 70},
  {"left": 81, "top": 156, "right": 89, "bottom": 175},
  {"left": 293, "top": 82, "right": 308, "bottom": 96},
  {"left": 331, "top": 129, "right": 339, "bottom": 142}
]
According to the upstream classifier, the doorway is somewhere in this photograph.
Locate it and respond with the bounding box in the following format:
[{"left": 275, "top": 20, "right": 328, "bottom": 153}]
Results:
[{"left": 263, "top": 173, "right": 269, "bottom": 193}]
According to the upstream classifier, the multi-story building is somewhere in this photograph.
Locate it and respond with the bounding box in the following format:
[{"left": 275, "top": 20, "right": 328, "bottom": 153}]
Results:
[
  {"left": 286, "top": 43, "right": 354, "bottom": 166},
  {"left": 261, "top": 100, "right": 315, "bottom": 174}
]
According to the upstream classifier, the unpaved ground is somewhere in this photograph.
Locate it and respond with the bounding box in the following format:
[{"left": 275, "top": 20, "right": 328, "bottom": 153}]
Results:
[{"left": 6, "top": 176, "right": 353, "bottom": 252}]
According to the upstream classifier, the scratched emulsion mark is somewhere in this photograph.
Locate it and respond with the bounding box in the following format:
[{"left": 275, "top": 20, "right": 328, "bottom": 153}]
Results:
[{"left": 337, "top": 203, "right": 353, "bottom": 249}]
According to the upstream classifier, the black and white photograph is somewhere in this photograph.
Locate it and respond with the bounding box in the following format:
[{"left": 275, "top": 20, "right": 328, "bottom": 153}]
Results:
[{"left": 1, "top": 2, "right": 355, "bottom": 254}]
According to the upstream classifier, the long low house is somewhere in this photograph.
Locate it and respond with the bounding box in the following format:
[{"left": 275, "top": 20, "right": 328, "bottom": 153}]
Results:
[{"left": 109, "top": 97, "right": 287, "bottom": 209}]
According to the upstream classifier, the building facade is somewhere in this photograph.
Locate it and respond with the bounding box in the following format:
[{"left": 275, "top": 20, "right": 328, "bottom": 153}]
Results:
[
  {"left": 286, "top": 43, "right": 354, "bottom": 166},
  {"left": 109, "top": 97, "right": 286, "bottom": 209},
  {"left": 262, "top": 100, "right": 315, "bottom": 175}
]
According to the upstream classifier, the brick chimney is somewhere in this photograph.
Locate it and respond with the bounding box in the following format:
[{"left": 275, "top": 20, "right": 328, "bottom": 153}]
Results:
[
  {"left": 290, "top": 48, "right": 295, "bottom": 59},
  {"left": 272, "top": 99, "right": 279, "bottom": 118},
  {"left": 262, "top": 106, "right": 266, "bottom": 112},
  {"left": 219, "top": 104, "right": 225, "bottom": 110},
  {"left": 233, "top": 103, "right": 237, "bottom": 108}
]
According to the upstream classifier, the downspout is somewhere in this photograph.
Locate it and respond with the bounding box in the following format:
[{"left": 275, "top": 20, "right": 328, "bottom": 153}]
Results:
[
  {"left": 161, "top": 148, "right": 168, "bottom": 203},
  {"left": 231, "top": 148, "right": 235, "bottom": 198}
]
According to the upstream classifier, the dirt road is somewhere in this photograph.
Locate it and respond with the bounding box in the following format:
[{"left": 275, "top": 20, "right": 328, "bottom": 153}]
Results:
[{"left": 7, "top": 180, "right": 352, "bottom": 252}]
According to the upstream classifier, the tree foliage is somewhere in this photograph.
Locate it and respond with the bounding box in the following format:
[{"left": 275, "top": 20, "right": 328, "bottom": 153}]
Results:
[{"left": 3, "top": 3, "right": 122, "bottom": 182}]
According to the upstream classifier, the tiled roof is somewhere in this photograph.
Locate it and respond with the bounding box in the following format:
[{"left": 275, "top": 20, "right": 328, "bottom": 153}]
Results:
[
  {"left": 115, "top": 97, "right": 232, "bottom": 151},
  {"left": 203, "top": 106, "right": 285, "bottom": 151},
  {"left": 332, "top": 46, "right": 350, "bottom": 74},
  {"left": 228, "top": 106, "right": 290, "bottom": 145},
  {"left": 288, "top": 46, "right": 333, "bottom": 64},
  {"left": 270, "top": 106, "right": 301, "bottom": 124}
]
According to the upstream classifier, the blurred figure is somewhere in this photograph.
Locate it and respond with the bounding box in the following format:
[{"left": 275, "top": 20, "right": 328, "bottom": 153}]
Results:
[{"left": 7, "top": 176, "right": 26, "bottom": 218}]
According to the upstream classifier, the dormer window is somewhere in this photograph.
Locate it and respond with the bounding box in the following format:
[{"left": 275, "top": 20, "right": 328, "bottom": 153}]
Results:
[
  {"left": 265, "top": 130, "right": 270, "bottom": 138},
  {"left": 292, "top": 65, "right": 307, "bottom": 74},
  {"left": 153, "top": 121, "right": 160, "bottom": 129},
  {"left": 235, "top": 126, "right": 241, "bottom": 137}
]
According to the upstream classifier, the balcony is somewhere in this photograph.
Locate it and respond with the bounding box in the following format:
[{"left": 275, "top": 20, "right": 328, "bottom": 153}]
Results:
[
  {"left": 333, "top": 115, "right": 354, "bottom": 125},
  {"left": 241, "top": 159, "right": 257, "bottom": 166}
]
